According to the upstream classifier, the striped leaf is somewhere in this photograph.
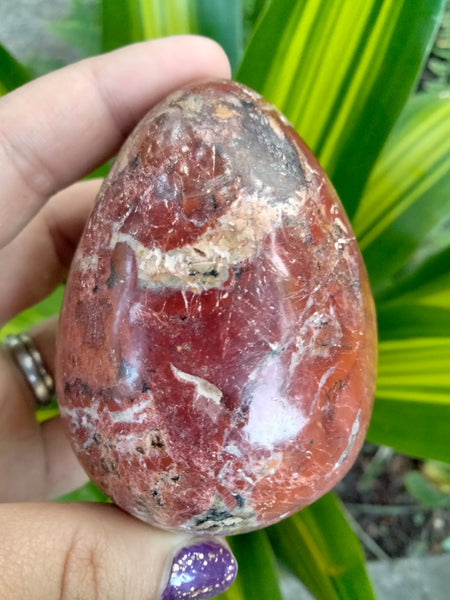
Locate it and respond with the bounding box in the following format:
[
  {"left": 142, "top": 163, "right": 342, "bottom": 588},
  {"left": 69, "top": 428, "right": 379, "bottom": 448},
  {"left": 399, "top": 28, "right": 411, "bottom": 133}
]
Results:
[
  {"left": 136, "top": 0, "right": 194, "bottom": 39},
  {"left": 243, "top": 0, "right": 270, "bottom": 33},
  {"left": 386, "top": 272, "right": 450, "bottom": 311},
  {"left": 102, "top": 0, "right": 139, "bottom": 50},
  {"left": 378, "top": 305, "right": 450, "bottom": 340},
  {"left": 376, "top": 243, "right": 450, "bottom": 307},
  {"left": 268, "top": 493, "right": 375, "bottom": 600},
  {"left": 353, "top": 93, "right": 450, "bottom": 296},
  {"left": 369, "top": 338, "right": 450, "bottom": 462},
  {"left": 218, "top": 530, "right": 283, "bottom": 600},
  {"left": 195, "top": 0, "right": 244, "bottom": 74},
  {"left": 102, "top": 0, "right": 243, "bottom": 72},
  {"left": 102, "top": 0, "right": 194, "bottom": 51},
  {"left": 237, "top": 0, "right": 446, "bottom": 217}
]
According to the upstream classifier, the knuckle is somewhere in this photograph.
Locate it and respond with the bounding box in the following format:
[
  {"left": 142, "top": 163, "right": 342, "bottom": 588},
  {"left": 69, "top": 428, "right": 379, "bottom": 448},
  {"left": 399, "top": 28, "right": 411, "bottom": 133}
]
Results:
[
  {"left": 0, "top": 123, "right": 57, "bottom": 199},
  {"left": 59, "top": 527, "right": 104, "bottom": 600}
]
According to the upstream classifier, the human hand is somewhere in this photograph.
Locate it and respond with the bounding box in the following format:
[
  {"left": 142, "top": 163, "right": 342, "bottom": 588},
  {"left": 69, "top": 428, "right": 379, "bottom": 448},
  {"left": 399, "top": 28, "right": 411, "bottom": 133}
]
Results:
[{"left": 0, "top": 36, "right": 237, "bottom": 599}]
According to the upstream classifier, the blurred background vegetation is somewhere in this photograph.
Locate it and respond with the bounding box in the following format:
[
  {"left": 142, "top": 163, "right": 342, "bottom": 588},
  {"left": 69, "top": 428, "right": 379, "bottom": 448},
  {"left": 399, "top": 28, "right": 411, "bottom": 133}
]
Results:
[{"left": 1, "top": 1, "right": 450, "bottom": 598}]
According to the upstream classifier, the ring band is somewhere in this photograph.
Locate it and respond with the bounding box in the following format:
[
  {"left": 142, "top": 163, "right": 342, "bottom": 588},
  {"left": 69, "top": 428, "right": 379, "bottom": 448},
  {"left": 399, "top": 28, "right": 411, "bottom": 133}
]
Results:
[{"left": 4, "top": 333, "right": 55, "bottom": 407}]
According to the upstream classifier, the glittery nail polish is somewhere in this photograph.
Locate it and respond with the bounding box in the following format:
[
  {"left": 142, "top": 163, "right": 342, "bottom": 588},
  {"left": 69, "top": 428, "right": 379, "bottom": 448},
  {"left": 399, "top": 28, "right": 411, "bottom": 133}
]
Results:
[{"left": 161, "top": 540, "right": 237, "bottom": 600}]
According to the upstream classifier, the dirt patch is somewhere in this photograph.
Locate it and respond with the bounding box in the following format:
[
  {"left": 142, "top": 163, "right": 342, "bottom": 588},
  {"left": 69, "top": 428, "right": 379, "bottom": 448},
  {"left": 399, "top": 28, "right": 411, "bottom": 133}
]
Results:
[{"left": 335, "top": 443, "right": 450, "bottom": 559}]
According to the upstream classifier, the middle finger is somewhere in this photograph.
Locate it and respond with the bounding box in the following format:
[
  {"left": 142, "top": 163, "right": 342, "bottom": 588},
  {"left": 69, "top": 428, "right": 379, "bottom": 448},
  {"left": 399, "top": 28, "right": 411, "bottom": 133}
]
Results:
[{"left": 0, "top": 179, "right": 101, "bottom": 327}]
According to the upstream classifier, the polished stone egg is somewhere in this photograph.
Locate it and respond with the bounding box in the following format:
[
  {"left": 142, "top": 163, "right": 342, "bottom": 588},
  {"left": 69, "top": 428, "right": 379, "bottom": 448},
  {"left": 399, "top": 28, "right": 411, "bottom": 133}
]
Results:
[{"left": 56, "top": 80, "right": 377, "bottom": 535}]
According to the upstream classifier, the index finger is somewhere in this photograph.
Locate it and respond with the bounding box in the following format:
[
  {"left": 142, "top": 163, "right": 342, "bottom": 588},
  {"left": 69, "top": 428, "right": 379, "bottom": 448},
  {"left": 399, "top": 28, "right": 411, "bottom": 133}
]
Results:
[{"left": 0, "top": 36, "right": 231, "bottom": 249}]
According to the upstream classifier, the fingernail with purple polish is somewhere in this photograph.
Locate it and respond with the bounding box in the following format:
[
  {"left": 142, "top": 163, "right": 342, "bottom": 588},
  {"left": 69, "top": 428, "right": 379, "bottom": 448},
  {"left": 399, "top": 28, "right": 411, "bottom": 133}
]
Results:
[{"left": 161, "top": 541, "right": 237, "bottom": 600}]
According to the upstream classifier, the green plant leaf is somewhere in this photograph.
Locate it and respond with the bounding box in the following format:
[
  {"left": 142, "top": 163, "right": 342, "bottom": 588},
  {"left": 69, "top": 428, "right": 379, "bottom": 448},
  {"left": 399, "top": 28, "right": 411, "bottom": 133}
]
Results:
[
  {"left": 102, "top": 0, "right": 197, "bottom": 52},
  {"left": 0, "top": 43, "right": 31, "bottom": 94},
  {"left": 194, "top": 0, "right": 244, "bottom": 74},
  {"left": 376, "top": 239, "right": 450, "bottom": 306},
  {"left": 243, "top": 0, "right": 270, "bottom": 36},
  {"left": 386, "top": 273, "right": 450, "bottom": 311},
  {"left": 378, "top": 304, "right": 450, "bottom": 340},
  {"left": 0, "top": 286, "right": 64, "bottom": 338},
  {"left": 374, "top": 249, "right": 450, "bottom": 336},
  {"left": 137, "top": 0, "right": 194, "bottom": 40},
  {"left": 102, "top": 0, "right": 244, "bottom": 72},
  {"left": 57, "top": 481, "right": 110, "bottom": 502},
  {"left": 353, "top": 93, "right": 450, "bottom": 296},
  {"left": 218, "top": 530, "right": 283, "bottom": 600},
  {"left": 421, "top": 2, "right": 450, "bottom": 93},
  {"left": 48, "top": 0, "right": 101, "bottom": 58},
  {"left": 102, "top": 0, "right": 142, "bottom": 51},
  {"left": 423, "top": 459, "right": 450, "bottom": 493},
  {"left": 368, "top": 338, "right": 450, "bottom": 462},
  {"left": 237, "top": 0, "right": 446, "bottom": 217},
  {"left": 404, "top": 471, "right": 450, "bottom": 509},
  {"left": 267, "top": 493, "right": 375, "bottom": 600}
]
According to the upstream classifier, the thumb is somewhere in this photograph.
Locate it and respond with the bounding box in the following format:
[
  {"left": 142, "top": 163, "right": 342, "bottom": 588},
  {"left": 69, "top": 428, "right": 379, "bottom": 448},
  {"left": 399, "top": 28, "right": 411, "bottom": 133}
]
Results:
[{"left": 0, "top": 502, "right": 237, "bottom": 600}]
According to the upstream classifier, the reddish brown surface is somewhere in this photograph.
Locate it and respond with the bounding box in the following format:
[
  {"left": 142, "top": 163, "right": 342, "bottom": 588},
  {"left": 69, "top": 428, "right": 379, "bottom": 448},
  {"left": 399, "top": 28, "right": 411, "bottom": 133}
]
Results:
[{"left": 56, "top": 80, "right": 377, "bottom": 534}]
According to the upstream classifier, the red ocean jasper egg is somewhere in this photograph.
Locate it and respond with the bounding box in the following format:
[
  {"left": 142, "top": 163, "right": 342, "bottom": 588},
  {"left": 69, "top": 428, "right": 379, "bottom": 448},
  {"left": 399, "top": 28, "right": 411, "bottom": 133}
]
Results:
[{"left": 56, "top": 80, "right": 377, "bottom": 535}]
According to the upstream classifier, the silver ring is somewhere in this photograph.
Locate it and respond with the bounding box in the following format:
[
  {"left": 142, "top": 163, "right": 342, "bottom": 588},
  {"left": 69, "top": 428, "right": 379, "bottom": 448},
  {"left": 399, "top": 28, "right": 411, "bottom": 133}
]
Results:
[{"left": 4, "top": 333, "right": 55, "bottom": 407}]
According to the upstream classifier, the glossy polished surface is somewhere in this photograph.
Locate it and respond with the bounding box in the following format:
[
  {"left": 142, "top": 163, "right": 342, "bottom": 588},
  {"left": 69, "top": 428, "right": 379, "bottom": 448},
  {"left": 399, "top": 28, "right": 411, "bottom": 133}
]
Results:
[{"left": 56, "top": 80, "right": 377, "bottom": 534}]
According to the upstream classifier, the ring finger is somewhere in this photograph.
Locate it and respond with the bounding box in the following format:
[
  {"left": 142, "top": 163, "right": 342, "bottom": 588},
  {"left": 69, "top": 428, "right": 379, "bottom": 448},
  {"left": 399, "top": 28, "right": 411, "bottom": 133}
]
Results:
[{"left": 0, "top": 317, "right": 89, "bottom": 501}]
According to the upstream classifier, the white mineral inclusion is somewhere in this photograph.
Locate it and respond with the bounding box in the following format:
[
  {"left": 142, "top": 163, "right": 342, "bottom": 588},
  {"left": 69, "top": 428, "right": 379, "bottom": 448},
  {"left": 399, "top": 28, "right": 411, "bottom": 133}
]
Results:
[
  {"left": 243, "top": 354, "right": 307, "bottom": 449},
  {"left": 108, "top": 401, "right": 149, "bottom": 424},
  {"left": 107, "top": 185, "right": 305, "bottom": 294},
  {"left": 170, "top": 364, "right": 223, "bottom": 406},
  {"left": 335, "top": 409, "right": 361, "bottom": 468}
]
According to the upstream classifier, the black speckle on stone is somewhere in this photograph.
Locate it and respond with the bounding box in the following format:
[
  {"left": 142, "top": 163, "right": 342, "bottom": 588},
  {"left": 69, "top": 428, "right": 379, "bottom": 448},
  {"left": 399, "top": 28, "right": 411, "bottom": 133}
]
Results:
[
  {"left": 106, "top": 264, "right": 117, "bottom": 289},
  {"left": 150, "top": 431, "right": 165, "bottom": 450},
  {"left": 135, "top": 446, "right": 145, "bottom": 455},
  {"left": 151, "top": 489, "right": 164, "bottom": 507},
  {"left": 309, "top": 439, "right": 314, "bottom": 445},
  {"left": 334, "top": 379, "right": 344, "bottom": 390},
  {"left": 93, "top": 433, "right": 101, "bottom": 445},
  {"left": 171, "top": 474, "right": 180, "bottom": 482},
  {"left": 180, "top": 315, "right": 188, "bottom": 321},
  {"left": 316, "top": 317, "right": 330, "bottom": 328},
  {"left": 141, "top": 380, "right": 151, "bottom": 393},
  {"left": 233, "top": 266, "right": 244, "bottom": 279},
  {"left": 129, "top": 155, "right": 139, "bottom": 169},
  {"left": 154, "top": 112, "right": 170, "bottom": 128},
  {"left": 92, "top": 285, "right": 98, "bottom": 293},
  {"left": 241, "top": 99, "right": 256, "bottom": 112},
  {"left": 204, "top": 268, "right": 219, "bottom": 278},
  {"left": 231, "top": 493, "right": 245, "bottom": 508},
  {"left": 101, "top": 457, "right": 119, "bottom": 476},
  {"left": 65, "top": 377, "right": 93, "bottom": 400},
  {"left": 195, "top": 508, "right": 233, "bottom": 526}
]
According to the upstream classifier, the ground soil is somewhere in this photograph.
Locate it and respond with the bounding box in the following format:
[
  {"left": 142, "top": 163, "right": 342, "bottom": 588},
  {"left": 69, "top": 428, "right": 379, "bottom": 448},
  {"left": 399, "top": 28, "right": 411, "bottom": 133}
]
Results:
[{"left": 335, "top": 443, "right": 450, "bottom": 560}]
